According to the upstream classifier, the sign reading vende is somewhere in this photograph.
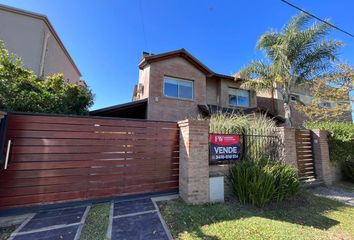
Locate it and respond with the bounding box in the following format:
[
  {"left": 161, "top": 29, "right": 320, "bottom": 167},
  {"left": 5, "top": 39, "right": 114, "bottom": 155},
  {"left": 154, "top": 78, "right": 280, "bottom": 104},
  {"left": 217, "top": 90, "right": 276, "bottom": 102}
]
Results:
[{"left": 209, "top": 134, "right": 241, "bottom": 163}]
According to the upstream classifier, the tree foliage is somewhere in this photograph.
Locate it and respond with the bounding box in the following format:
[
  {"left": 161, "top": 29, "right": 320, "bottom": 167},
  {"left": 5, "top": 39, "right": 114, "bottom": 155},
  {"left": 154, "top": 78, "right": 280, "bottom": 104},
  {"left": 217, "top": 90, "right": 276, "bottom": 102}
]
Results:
[
  {"left": 0, "top": 40, "right": 94, "bottom": 114},
  {"left": 305, "top": 121, "right": 354, "bottom": 182},
  {"left": 296, "top": 64, "right": 353, "bottom": 122},
  {"left": 238, "top": 13, "right": 344, "bottom": 127}
]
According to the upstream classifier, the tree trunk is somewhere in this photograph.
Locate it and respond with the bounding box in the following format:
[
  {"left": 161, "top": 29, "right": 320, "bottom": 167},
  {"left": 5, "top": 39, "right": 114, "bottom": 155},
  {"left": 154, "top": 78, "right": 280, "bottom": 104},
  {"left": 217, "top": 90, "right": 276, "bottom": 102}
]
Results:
[{"left": 283, "top": 101, "right": 293, "bottom": 128}]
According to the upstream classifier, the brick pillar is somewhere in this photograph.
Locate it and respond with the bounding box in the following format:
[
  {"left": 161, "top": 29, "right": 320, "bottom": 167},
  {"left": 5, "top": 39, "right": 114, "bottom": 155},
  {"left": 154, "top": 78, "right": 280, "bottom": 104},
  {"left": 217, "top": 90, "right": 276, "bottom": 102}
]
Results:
[
  {"left": 276, "top": 127, "right": 298, "bottom": 169},
  {"left": 312, "top": 129, "right": 340, "bottom": 185},
  {"left": 0, "top": 112, "right": 6, "bottom": 121},
  {"left": 178, "top": 119, "right": 209, "bottom": 204}
]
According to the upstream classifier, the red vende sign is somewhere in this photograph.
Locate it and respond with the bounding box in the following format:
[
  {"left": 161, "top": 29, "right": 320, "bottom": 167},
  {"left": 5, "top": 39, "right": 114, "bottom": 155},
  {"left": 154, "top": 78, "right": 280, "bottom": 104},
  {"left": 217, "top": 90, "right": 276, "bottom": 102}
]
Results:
[
  {"left": 209, "top": 134, "right": 240, "bottom": 145},
  {"left": 209, "top": 134, "right": 241, "bottom": 163}
]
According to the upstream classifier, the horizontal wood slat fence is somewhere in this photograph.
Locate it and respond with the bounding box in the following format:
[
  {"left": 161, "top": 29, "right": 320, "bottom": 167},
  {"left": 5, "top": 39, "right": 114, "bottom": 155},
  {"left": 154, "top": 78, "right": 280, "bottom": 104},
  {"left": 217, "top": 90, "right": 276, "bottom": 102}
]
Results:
[
  {"left": 0, "top": 113, "right": 179, "bottom": 209},
  {"left": 295, "top": 129, "right": 316, "bottom": 181}
]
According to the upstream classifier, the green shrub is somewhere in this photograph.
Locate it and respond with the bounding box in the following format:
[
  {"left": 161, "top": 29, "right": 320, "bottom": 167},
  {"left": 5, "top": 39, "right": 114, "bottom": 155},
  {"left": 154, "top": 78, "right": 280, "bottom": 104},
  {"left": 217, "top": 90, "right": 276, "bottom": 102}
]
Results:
[
  {"left": 229, "top": 158, "right": 300, "bottom": 207},
  {"left": 304, "top": 122, "right": 354, "bottom": 182},
  {"left": 341, "top": 161, "right": 354, "bottom": 182},
  {"left": 270, "top": 164, "right": 300, "bottom": 202},
  {"left": 0, "top": 40, "right": 94, "bottom": 114}
]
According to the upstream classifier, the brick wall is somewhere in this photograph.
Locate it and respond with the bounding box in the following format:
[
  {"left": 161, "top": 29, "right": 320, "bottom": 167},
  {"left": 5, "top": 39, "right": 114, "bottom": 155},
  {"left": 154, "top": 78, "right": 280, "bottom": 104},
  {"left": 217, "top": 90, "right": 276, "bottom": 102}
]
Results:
[
  {"left": 206, "top": 77, "right": 219, "bottom": 106},
  {"left": 276, "top": 127, "right": 298, "bottom": 168},
  {"left": 177, "top": 120, "right": 341, "bottom": 205},
  {"left": 138, "top": 56, "right": 258, "bottom": 122},
  {"left": 275, "top": 99, "right": 311, "bottom": 128},
  {"left": 257, "top": 96, "right": 276, "bottom": 115},
  {"left": 147, "top": 57, "right": 207, "bottom": 121},
  {"left": 178, "top": 119, "right": 209, "bottom": 204},
  {"left": 312, "top": 129, "right": 341, "bottom": 185},
  {"left": 220, "top": 80, "right": 257, "bottom": 109}
]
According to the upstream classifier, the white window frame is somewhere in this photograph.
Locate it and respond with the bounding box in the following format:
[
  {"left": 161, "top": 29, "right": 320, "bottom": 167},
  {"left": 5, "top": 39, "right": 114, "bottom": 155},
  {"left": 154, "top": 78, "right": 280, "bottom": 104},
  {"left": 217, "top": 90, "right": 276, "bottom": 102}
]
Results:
[
  {"left": 163, "top": 76, "right": 194, "bottom": 100},
  {"left": 228, "top": 88, "right": 250, "bottom": 107}
]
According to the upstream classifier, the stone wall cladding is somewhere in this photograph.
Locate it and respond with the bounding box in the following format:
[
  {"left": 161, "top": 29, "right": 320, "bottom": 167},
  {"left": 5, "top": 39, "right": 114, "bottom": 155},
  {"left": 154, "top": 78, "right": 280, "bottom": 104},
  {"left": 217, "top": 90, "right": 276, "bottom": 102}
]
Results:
[
  {"left": 312, "top": 129, "right": 341, "bottom": 185},
  {"left": 178, "top": 119, "right": 210, "bottom": 204}
]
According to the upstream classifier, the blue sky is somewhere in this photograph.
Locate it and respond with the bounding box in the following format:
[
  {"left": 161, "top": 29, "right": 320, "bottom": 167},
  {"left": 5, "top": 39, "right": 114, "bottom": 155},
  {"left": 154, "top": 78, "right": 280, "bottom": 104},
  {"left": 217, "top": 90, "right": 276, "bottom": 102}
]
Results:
[{"left": 1, "top": 0, "right": 354, "bottom": 110}]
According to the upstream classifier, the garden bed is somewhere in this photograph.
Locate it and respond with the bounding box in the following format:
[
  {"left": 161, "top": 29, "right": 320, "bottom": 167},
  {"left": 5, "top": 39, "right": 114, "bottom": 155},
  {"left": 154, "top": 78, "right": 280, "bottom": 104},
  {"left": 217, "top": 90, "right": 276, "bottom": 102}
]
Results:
[{"left": 80, "top": 203, "right": 110, "bottom": 240}]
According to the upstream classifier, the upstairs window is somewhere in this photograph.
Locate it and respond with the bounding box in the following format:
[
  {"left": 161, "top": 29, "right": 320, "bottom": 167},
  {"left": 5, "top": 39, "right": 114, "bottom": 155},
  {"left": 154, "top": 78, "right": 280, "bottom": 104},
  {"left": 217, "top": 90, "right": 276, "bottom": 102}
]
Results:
[
  {"left": 319, "top": 102, "right": 332, "bottom": 108},
  {"left": 229, "top": 88, "right": 249, "bottom": 107},
  {"left": 290, "top": 94, "right": 299, "bottom": 102},
  {"left": 164, "top": 77, "right": 193, "bottom": 100}
]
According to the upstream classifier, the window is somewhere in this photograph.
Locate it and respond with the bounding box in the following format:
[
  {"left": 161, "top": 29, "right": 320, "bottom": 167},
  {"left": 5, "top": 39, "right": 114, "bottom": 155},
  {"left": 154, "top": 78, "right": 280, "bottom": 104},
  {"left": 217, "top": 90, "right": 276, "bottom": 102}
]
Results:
[
  {"left": 164, "top": 77, "right": 193, "bottom": 100},
  {"left": 228, "top": 88, "right": 249, "bottom": 107},
  {"left": 319, "top": 102, "right": 332, "bottom": 108},
  {"left": 290, "top": 94, "right": 299, "bottom": 102}
]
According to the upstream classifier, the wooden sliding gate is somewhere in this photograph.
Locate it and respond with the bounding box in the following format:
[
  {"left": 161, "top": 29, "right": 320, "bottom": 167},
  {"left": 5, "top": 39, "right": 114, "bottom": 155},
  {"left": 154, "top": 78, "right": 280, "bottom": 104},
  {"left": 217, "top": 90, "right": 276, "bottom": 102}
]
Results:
[{"left": 0, "top": 113, "right": 179, "bottom": 209}]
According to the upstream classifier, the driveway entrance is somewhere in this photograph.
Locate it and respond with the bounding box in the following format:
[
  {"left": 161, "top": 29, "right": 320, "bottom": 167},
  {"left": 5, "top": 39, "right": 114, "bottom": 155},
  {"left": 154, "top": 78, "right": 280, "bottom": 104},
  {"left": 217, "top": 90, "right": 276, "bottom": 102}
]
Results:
[{"left": 8, "top": 205, "right": 90, "bottom": 240}]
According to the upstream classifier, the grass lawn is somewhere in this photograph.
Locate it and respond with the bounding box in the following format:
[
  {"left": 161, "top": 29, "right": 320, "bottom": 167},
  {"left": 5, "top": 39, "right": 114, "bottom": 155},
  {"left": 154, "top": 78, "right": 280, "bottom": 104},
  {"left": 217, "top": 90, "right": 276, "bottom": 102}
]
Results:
[
  {"left": 159, "top": 192, "right": 354, "bottom": 240},
  {"left": 0, "top": 225, "right": 18, "bottom": 240},
  {"left": 80, "top": 203, "right": 110, "bottom": 240}
]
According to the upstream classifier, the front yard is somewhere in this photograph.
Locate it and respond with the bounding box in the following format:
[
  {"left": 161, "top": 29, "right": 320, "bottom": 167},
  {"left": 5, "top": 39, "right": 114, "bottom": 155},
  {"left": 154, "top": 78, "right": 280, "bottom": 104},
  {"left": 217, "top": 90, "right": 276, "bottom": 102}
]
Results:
[{"left": 159, "top": 191, "right": 354, "bottom": 240}]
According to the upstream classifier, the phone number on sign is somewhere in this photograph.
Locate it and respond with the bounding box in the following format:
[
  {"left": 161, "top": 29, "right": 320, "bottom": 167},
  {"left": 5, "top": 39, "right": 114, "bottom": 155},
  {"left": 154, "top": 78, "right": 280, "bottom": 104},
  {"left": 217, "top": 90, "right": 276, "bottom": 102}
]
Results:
[{"left": 214, "top": 154, "right": 239, "bottom": 160}]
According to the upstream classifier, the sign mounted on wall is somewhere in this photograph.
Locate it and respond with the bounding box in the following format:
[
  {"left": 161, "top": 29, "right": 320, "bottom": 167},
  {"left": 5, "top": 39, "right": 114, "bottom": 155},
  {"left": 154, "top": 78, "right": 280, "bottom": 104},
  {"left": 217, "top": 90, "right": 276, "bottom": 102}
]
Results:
[{"left": 209, "top": 134, "right": 241, "bottom": 164}]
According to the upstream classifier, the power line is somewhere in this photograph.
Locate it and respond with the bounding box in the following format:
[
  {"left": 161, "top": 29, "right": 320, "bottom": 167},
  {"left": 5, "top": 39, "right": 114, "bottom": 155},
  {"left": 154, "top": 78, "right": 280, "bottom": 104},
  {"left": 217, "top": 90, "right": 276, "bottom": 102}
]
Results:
[{"left": 280, "top": 0, "right": 354, "bottom": 38}]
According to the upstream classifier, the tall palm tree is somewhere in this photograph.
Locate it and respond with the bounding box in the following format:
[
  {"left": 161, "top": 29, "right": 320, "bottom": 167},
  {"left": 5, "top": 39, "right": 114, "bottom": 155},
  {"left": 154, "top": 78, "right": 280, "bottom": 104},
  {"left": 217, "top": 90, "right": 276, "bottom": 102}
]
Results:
[{"left": 239, "top": 13, "right": 343, "bottom": 127}]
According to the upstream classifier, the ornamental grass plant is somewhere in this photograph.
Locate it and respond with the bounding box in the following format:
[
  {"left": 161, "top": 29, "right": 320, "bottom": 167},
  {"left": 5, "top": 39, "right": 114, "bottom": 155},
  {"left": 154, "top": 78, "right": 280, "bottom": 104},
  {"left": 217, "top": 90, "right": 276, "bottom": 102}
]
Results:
[
  {"left": 229, "top": 158, "right": 300, "bottom": 207},
  {"left": 209, "top": 112, "right": 276, "bottom": 134}
]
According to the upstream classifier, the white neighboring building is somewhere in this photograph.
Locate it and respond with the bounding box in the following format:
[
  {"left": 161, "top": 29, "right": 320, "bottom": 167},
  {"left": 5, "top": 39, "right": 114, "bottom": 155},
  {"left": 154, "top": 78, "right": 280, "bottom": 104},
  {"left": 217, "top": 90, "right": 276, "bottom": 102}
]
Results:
[{"left": 0, "top": 4, "right": 84, "bottom": 85}]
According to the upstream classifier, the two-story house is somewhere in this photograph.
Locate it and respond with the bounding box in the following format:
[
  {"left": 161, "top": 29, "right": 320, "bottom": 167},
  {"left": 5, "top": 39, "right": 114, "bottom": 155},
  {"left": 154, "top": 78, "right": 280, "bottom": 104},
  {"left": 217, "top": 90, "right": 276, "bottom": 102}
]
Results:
[
  {"left": 0, "top": 4, "right": 84, "bottom": 85},
  {"left": 91, "top": 49, "right": 279, "bottom": 122},
  {"left": 91, "top": 49, "right": 352, "bottom": 126}
]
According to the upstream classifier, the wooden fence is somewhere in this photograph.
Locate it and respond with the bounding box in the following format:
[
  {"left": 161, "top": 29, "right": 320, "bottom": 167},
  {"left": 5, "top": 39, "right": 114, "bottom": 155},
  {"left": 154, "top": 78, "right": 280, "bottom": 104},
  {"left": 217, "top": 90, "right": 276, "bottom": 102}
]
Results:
[
  {"left": 0, "top": 113, "right": 179, "bottom": 209},
  {"left": 295, "top": 129, "right": 316, "bottom": 180}
]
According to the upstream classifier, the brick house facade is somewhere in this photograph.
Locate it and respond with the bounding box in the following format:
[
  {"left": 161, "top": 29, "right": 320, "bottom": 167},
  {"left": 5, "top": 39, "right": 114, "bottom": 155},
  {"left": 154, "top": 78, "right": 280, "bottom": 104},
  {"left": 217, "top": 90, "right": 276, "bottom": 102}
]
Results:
[
  {"left": 91, "top": 49, "right": 352, "bottom": 126},
  {"left": 133, "top": 50, "right": 257, "bottom": 122},
  {"left": 92, "top": 49, "right": 260, "bottom": 121}
]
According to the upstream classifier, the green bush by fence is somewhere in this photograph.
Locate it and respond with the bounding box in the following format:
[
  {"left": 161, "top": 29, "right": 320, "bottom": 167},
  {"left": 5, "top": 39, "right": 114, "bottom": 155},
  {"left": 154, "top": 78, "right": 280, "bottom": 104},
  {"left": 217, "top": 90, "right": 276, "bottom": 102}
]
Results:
[
  {"left": 229, "top": 158, "right": 300, "bottom": 207},
  {"left": 305, "top": 122, "right": 354, "bottom": 182}
]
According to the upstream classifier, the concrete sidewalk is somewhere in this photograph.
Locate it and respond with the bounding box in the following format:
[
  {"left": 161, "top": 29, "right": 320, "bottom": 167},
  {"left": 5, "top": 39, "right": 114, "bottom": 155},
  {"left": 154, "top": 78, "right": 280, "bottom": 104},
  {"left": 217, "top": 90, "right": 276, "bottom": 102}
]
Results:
[{"left": 312, "top": 185, "right": 354, "bottom": 206}]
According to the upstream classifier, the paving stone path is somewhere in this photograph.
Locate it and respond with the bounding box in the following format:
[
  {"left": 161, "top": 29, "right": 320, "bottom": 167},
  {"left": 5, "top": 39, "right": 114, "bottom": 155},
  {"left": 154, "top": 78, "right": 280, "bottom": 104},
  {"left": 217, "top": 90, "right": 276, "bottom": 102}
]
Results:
[
  {"left": 8, "top": 205, "right": 90, "bottom": 240},
  {"left": 3, "top": 195, "right": 174, "bottom": 240},
  {"left": 107, "top": 198, "right": 173, "bottom": 240}
]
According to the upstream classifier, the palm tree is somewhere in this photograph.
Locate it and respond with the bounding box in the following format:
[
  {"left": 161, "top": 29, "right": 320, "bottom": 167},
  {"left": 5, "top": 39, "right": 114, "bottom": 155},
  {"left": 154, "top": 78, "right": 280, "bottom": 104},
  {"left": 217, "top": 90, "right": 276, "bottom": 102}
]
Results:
[{"left": 239, "top": 13, "right": 343, "bottom": 127}]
